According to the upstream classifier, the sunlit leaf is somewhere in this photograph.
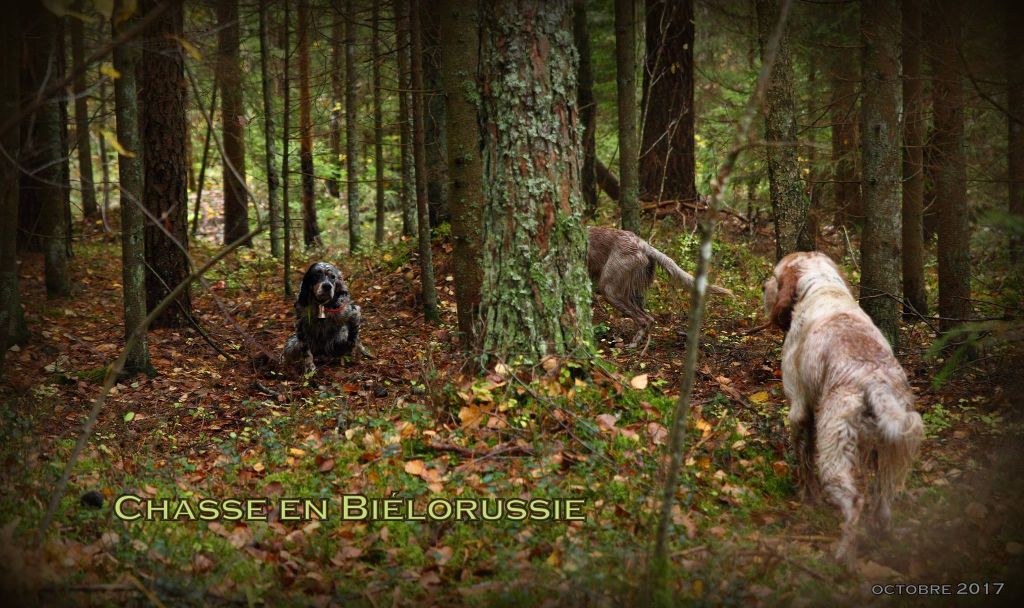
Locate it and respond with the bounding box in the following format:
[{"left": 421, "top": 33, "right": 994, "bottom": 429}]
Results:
[
  {"left": 99, "top": 129, "right": 135, "bottom": 158},
  {"left": 113, "top": 0, "right": 137, "bottom": 26},
  {"left": 99, "top": 62, "right": 120, "bottom": 80},
  {"left": 172, "top": 35, "right": 202, "bottom": 61}
]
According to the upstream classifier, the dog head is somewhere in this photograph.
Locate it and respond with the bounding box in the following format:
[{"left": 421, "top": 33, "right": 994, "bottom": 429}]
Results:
[
  {"left": 763, "top": 252, "right": 848, "bottom": 331},
  {"left": 298, "top": 262, "right": 350, "bottom": 308}
]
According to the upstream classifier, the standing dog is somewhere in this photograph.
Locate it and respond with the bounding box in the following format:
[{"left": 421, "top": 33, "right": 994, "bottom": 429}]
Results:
[
  {"left": 763, "top": 251, "right": 923, "bottom": 567},
  {"left": 284, "top": 262, "right": 362, "bottom": 374},
  {"left": 587, "top": 226, "right": 732, "bottom": 347}
]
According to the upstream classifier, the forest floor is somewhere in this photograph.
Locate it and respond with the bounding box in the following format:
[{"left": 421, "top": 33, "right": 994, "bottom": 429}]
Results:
[{"left": 2, "top": 209, "right": 1023, "bottom": 607}]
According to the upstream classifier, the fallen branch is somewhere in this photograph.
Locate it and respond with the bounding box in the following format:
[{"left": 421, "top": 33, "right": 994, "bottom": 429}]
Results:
[{"left": 425, "top": 440, "right": 534, "bottom": 458}]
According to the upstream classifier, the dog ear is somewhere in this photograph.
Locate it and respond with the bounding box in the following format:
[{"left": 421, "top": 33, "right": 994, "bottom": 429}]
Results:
[
  {"left": 296, "top": 266, "right": 317, "bottom": 307},
  {"left": 769, "top": 265, "right": 800, "bottom": 331}
]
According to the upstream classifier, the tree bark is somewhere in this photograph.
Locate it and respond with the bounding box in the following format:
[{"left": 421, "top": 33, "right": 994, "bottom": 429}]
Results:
[
  {"left": 411, "top": 0, "right": 440, "bottom": 322},
  {"left": 396, "top": 0, "right": 416, "bottom": 237},
  {"left": 218, "top": 0, "right": 250, "bottom": 246},
  {"left": 574, "top": 0, "right": 598, "bottom": 219},
  {"left": 902, "top": 0, "right": 927, "bottom": 316},
  {"left": 614, "top": 0, "right": 640, "bottom": 234},
  {"left": 70, "top": 13, "right": 97, "bottom": 220},
  {"left": 259, "top": 0, "right": 282, "bottom": 258},
  {"left": 422, "top": 8, "right": 449, "bottom": 228},
  {"left": 640, "top": 0, "right": 697, "bottom": 203},
  {"left": 1, "top": 3, "right": 28, "bottom": 374},
  {"left": 372, "top": 0, "right": 386, "bottom": 245},
  {"left": 345, "top": 0, "right": 362, "bottom": 253},
  {"left": 860, "top": 0, "right": 902, "bottom": 348},
  {"left": 282, "top": 0, "right": 293, "bottom": 296},
  {"left": 926, "top": 0, "right": 970, "bottom": 332},
  {"left": 828, "top": 6, "right": 862, "bottom": 225},
  {"left": 57, "top": 19, "right": 72, "bottom": 258},
  {"left": 328, "top": 6, "right": 342, "bottom": 199},
  {"left": 113, "top": 0, "right": 153, "bottom": 374},
  {"left": 141, "top": 0, "right": 191, "bottom": 327},
  {"left": 478, "top": 0, "right": 593, "bottom": 359},
  {"left": 190, "top": 82, "right": 217, "bottom": 236},
  {"left": 441, "top": 0, "right": 483, "bottom": 347},
  {"left": 1009, "top": 3, "right": 1024, "bottom": 262},
  {"left": 297, "top": 0, "right": 321, "bottom": 247},
  {"left": 757, "top": 0, "right": 812, "bottom": 259}
]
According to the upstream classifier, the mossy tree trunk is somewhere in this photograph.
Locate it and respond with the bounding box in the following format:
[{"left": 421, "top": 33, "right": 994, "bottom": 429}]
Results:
[
  {"left": 440, "top": 0, "right": 484, "bottom": 347},
  {"left": 757, "top": 0, "right": 813, "bottom": 259},
  {"left": 218, "top": 0, "right": 250, "bottom": 247},
  {"left": 112, "top": 0, "right": 153, "bottom": 374},
  {"left": 640, "top": 0, "right": 697, "bottom": 203},
  {"left": 478, "top": 0, "right": 593, "bottom": 360},
  {"left": 902, "top": 0, "right": 927, "bottom": 315},
  {"left": 859, "top": 0, "right": 902, "bottom": 348},
  {"left": 411, "top": 0, "right": 440, "bottom": 322},
  {"left": 614, "top": 0, "right": 640, "bottom": 234},
  {"left": 298, "top": 0, "right": 321, "bottom": 247},
  {"left": 141, "top": 0, "right": 191, "bottom": 327},
  {"left": 345, "top": 0, "right": 362, "bottom": 253},
  {"left": 926, "top": 0, "right": 970, "bottom": 332}
]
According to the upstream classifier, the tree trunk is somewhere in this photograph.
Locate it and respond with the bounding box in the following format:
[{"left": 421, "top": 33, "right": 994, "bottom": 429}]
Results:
[
  {"left": 478, "top": 0, "right": 593, "bottom": 359},
  {"left": 902, "top": 0, "right": 927, "bottom": 316},
  {"left": 757, "top": 0, "right": 812, "bottom": 259},
  {"left": 372, "top": 0, "right": 386, "bottom": 245},
  {"left": 57, "top": 19, "right": 72, "bottom": 258},
  {"left": 422, "top": 8, "right": 449, "bottom": 228},
  {"left": 98, "top": 78, "right": 112, "bottom": 230},
  {"left": 345, "top": 0, "right": 362, "bottom": 253},
  {"left": 190, "top": 82, "right": 217, "bottom": 236},
  {"left": 574, "top": 0, "right": 598, "bottom": 219},
  {"left": 441, "top": 0, "right": 483, "bottom": 347},
  {"left": 828, "top": 6, "right": 862, "bottom": 225},
  {"left": 859, "top": 0, "right": 902, "bottom": 348},
  {"left": 328, "top": 7, "right": 342, "bottom": 198},
  {"left": 298, "top": 0, "right": 321, "bottom": 247},
  {"left": 1009, "top": 3, "right": 1024, "bottom": 262},
  {"left": 640, "top": 0, "right": 697, "bottom": 203},
  {"left": 926, "top": 0, "right": 970, "bottom": 332},
  {"left": 259, "top": 0, "right": 282, "bottom": 258},
  {"left": 1, "top": 3, "right": 28, "bottom": 374},
  {"left": 614, "top": 0, "right": 640, "bottom": 234},
  {"left": 396, "top": 0, "right": 416, "bottom": 237},
  {"left": 218, "top": 0, "right": 250, "bottom": 246},
  {"left": 112, "top": 0, "right": 153, "bottom": 374},
  {"left": 141, "top": 0, "right": 191, "bottom": 327},
  {"left": 411, "top": 0, "right": 439, "bottom": 322},
  {"left": 282, "top": 0, "right": 293, "bottom": 296},
  {"left": 70, "top": 14, "right": 97, "bottom": 220},
  {"left": 20, "top": 3, "right": 70, "bottom": 296}
]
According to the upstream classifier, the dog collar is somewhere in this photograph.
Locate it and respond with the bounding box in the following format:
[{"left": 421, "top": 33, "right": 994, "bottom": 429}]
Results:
[{"left": 317, "top": 304, "right": 346, "bottom": 318}]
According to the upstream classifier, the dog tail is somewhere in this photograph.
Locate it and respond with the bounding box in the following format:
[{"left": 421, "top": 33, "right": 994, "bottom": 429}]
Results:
[
  {"left": 640, "top": 241, "right": 733, "bottom": 296},
  {"left": 866, "top": 383, "right": 924, "bottom": 496}
]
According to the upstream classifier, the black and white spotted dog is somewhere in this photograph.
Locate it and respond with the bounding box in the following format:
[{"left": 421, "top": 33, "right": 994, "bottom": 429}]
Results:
[{"left": 283, "top": 262, "right": 362, "bottom": 374}]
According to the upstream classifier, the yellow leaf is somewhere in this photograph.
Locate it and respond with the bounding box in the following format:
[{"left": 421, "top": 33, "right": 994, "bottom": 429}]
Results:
[
  {"left": 113, "top": 0, "right": 137, "bottom": 26},
  {"left": 100, "top": 63, "right": 121, "bottom": 80},
  {"left": 100, "top": 129, "right": 135, "bottom": 157},
  {"left": 404, "top": 459, "right": 426, "bottom": 476},
  {"left": 288, "top": 447, "right": 306, "bottom": 457},
  {"left": 172, "top": 35, "right": 202, "bottom": 61},
  {"left": 749, "top": 391, "right": 770, "bottom": 404},
  {"left": 458, "top": 405, "right": 483, "bottom": 429},
  {"left": 629, "top": 374, "right": 648, "bottom": 390}
]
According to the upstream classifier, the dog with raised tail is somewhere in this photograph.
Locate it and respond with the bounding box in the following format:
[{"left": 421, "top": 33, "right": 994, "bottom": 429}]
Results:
[
  {"left": 763, "top": 251, "right": 924, "bottom": 568},
  {"left": 587, "top": 226, "right": 733, "bottom": 347}
]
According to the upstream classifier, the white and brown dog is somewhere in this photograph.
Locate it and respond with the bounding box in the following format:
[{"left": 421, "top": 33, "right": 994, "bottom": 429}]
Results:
[{"left": 763, "top": 251, "right": 923, "bottom": 567}]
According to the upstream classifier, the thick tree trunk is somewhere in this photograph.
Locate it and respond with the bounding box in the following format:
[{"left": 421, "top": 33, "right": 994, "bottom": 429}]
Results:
[
  {"left": 1009, "top": 3, "right": 1024, "bottom": 262},
  {"left": 396, "top": 0, "right": 416, "bottom": 237},
  {"left": 372, "top": 0, "right": 386, "bottom": 245},
  {"left": 574, "top": 0, "right": 598, "bottom": 219},
  {"left": 282, "top": 0, "right": 293, "bottom": 296},
  {"left": 411, "top": 0, "right": 439, "bottom": 322},
  {"left": 297, "top": 0, "right": 320, "bottom": 247},
  {"left": 112, "top": 0, "right": 153, "bottom": 374},
  {"left": 345, "top": 0, "right": 362, "bottom": 253},
  {"left": 757, "top": 0, "right": 812, "bottom": 259},
  {"left": 614, "top": 0, "right": 640, "bottom": 234},
  {"left": 926, "top": 0, "right": 970, "bottom": 332},
  {"left": 218, "top": 0, "right": 250, "bottom": 246},
  {"left": 328, "top": 7, "right": 342, "bottom": 199},
  {"left": 441, "top": 0, "right": 483, "bottom": 347},
  {"left": 479, "top": 0, "right": 593, "bottom": 359},
  {"left": 859, "top": 0, "right": 902, "bottom": 347},
  {"left": 828, "top": 7, "right": 862, "bottom": 225},
  {"left": 141, "top": 0, "right": 191, "bottom": 327},
  {"left": 259, "top": 0, "right": 281, "bottom": 258},
  {"left": 422, "top": 8, "right": 449, "bottom": 228},
  {"left": 70, "top": 15, "right": 97, "bottom": 220},
  {"left": 639, "top": 0, "right": 697, "bottom": 203},
  {"left": 1, "top": 3, "right": 28, "bottom": 374},
  {"left": 902, "top": 0, "right": 927, "bottom": 316}
]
